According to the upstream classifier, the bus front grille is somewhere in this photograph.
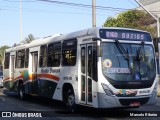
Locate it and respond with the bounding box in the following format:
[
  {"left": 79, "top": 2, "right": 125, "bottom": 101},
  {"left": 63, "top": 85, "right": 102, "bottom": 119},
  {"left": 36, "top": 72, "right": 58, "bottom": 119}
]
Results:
[{"left": 119, "top": 97, "right": 149, "bottom": 106}]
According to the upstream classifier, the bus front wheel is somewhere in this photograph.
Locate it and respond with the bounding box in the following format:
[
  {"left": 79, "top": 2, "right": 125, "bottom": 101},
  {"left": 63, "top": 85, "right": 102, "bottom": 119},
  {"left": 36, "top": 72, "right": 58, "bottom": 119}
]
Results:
[{"left": 65, "top": 89, "right": 76, "bottom": 112}]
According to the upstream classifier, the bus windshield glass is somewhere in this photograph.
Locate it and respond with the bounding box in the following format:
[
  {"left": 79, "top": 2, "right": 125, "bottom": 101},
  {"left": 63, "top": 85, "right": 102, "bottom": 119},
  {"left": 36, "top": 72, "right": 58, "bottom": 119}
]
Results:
[{"left": 102, "top": 42, "right": 156, "bottom": 82}]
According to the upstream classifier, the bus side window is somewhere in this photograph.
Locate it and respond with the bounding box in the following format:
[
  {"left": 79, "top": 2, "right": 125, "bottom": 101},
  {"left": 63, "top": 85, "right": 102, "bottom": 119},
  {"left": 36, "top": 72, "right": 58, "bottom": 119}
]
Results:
[
  {"left": 40, "top": 45, "right": 47, "bottom": 67},
  {"left": 62, "top": 39, "right": 77, "bottom": 66},
  {"left": 88, "top": 45, "right": 98, "bottom": 81},
  {"left": 93, "top": 45, "right": 98, "bottom": 81},
  {"left": 47, "top": 42, "right": 61, "bottom": 67},
  {"left": 4, "top": 53, "right": 10, "bottom": 69},
  {"left": 25, "top": 49, "right": 29, "bottom": 68},
  {"left": 16, "top": 50, "right": 25, "bottom": 68},
  {"left": 81, "top": 47, "right": 85, "bottom": 74},
  {"left": 88, "top": 46, "right": 92, "bottom": 77}
]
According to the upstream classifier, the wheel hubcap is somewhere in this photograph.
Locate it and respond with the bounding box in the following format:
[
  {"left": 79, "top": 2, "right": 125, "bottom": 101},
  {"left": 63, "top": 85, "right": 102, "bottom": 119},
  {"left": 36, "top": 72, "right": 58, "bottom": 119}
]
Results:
[{"left": 68, "top": 95, "right": 75, "bottom": 107}]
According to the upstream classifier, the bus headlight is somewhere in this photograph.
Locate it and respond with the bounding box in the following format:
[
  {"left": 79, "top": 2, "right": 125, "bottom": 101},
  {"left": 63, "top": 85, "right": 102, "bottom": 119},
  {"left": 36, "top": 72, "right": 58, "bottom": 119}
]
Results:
[
  {"left": 101, "top": 83, "right": 114, "bottom": 96},
  {"left": 152, "top": 82, "right": 158, "bottom": 94}
]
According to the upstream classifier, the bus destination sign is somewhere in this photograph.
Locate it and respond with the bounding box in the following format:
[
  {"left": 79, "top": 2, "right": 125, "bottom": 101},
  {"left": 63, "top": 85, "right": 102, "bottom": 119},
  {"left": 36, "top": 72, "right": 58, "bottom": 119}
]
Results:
[{"left": 99, "top": 29, "right": 152, "bottom": 41}]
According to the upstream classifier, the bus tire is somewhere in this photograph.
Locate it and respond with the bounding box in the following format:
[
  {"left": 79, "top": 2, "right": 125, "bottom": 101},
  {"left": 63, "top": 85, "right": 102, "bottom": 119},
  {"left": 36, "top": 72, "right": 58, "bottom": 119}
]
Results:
[
  {"left": 18, "top": 83, "right": 26, "bottom": 100},
  {"left": 65, "top": 88, "right": 77, "bottom": 112}
]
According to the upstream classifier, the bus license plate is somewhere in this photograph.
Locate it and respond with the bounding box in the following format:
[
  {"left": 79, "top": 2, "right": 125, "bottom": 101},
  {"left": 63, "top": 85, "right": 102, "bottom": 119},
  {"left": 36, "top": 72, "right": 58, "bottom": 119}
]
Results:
[{"left": 130, "top": 102, "right": 140, "bottom": 107}]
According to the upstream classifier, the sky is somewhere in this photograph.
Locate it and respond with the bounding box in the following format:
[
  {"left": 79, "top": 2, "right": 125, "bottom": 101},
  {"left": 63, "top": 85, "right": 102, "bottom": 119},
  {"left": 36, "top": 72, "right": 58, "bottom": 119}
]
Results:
[{"left": 0, "top": 0, "right": 139, "bottom": 47}]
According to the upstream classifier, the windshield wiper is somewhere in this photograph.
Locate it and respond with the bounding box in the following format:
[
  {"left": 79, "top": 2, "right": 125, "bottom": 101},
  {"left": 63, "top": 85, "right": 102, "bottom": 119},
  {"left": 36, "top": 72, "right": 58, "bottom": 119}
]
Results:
[
  {"left": 135, "top": 41, "right": 145, "bottom": 61},
  {"left": 115, "top": 40, "right": 131, "bottom": 72},
  {"left": 115, "top": 40, "right": 129, "bottom": 60},
  {"left": 139, "top": 41, "right": 145, "bottom": 60}
]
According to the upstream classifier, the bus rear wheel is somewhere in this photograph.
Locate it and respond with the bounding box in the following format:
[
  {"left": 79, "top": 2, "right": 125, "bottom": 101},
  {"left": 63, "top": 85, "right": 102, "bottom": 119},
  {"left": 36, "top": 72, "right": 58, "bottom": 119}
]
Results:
[{"left": 65, "top": 89, "right": 77, "bottom": 112}]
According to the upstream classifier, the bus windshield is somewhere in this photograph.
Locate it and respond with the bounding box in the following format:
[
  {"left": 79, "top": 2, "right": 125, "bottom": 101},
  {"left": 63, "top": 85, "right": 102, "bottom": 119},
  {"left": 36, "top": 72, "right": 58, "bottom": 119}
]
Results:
[{"left": 102, "top": 42, "right": 156, "bottom": 82}]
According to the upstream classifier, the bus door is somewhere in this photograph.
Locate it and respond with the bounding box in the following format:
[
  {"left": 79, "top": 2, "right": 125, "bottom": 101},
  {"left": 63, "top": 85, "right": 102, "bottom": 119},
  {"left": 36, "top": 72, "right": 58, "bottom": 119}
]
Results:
[
  {"left": 80, "top": 44, "right": 96, "bottom": 105},
  {"left": 10, "top": 54, "right": 15, "bottom": 89},
  {"left": 31, "top": 52, "right": 38, "bottom": 94},
  {"left": 10, "top": 55, "right": 15, "bottom": 80}
]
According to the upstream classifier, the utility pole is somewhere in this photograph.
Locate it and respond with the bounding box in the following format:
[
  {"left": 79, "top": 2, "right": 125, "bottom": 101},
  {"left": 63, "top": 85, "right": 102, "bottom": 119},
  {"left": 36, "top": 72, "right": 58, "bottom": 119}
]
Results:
[
  {"left": 135, "top": 0, "right": 160, "bottom": 37},
  {"left": 92, "top": 0, "right": 96, "bottom": 27},
  {"left": 20, "top": 0, "right": 23, "bottom": 43}
]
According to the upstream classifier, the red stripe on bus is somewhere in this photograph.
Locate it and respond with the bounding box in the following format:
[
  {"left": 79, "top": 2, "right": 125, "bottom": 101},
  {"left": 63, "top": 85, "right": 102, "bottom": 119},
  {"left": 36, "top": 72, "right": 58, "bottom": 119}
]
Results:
[
  {"left": 14, "top": 76, "right": 23, "bottom": 80},
  {"left": 37, "top": 74, "right": 60, "bottom": 81},
  {"left": 3, "top": 74, "right": 60, "bottom": 82},
  {"left": 3, "top": 77, "right": 12, "bottom": 81},
  {"left": 3, "top": 76, "right": 23, "bottom": 82}
]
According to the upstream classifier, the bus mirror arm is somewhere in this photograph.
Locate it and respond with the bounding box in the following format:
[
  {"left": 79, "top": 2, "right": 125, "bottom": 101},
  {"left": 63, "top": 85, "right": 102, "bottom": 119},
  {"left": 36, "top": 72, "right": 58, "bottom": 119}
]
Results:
[
  {"left": 92, "top": 37, "right": 102, "bottom": 42},
  {"left": 97, "top": 45, "right": 102, "bottom": 57},
  {"left": 92, "top": 37, "right": 102, "bottom": 57}
]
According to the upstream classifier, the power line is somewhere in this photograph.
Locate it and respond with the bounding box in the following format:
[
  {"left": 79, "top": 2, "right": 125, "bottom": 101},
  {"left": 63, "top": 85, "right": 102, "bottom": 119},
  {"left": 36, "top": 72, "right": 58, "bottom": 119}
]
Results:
[
  {"left": 3, "top": 0, "right": 160, "bottom": 12},
  {"left": 1, "top": 0, "right": 136, "bottom": 17},
  {"left": 36, "top": 0, "right": 130, "bottom": 11},
  {"left": 4, "top": 0, "right": 158, "bottom": 16},
  {"left": 1, "top": 1, "right": 118, "bottom": 15},
  {"left": 127, "top": 0, "right": 138, "bottom": 7},
  {"left": 3, "top": 0, "right": 131, "bottom": 12},
  {"left": 1, "top": 0, "right": 126, "bottom": 14},
  {"left": 2, "top": 0, "right": 35, "bottom": 2},
  {"left": 0, "top": 5, "right": 114, "bottom": 16}
]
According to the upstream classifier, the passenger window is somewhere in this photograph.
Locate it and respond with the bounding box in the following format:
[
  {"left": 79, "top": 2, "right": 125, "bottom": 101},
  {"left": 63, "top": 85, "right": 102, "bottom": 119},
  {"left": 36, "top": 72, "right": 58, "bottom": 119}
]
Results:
[
  {"left": 4, "top": 53, "right": 10, "bottom": 69},
  {"left": 81, "top": 47, "right": 85, "bottom": 74},
  {"left": 88, "top": 46, "right": 92, "bottom": 77},
  {"left": 93, "top": 45, "right": 97, "bottom": 81},
  {"left": 25, "top": 49, "right": 29, "bottom": 68},
  {"left": 16, "top": 50, "right": 25, "bottom": 68},
  {"left": 88, "top": 45, "right": 98, "bottom": 81},
  {"left": 40, "top": 45, "right": 47, "bottom": 67},
  {"left": 62, "top": 39, "right": 77, "bottom": 66},
  {"left": 48, "top": 42, "right": 61, "bottom": 67}
]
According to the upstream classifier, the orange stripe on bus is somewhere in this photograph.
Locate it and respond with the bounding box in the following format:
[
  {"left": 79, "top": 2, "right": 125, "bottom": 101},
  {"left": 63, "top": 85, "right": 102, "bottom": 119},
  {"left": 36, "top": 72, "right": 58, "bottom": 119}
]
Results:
[{"left": 3, "top": 74, "right": 60, "bottom": 82}]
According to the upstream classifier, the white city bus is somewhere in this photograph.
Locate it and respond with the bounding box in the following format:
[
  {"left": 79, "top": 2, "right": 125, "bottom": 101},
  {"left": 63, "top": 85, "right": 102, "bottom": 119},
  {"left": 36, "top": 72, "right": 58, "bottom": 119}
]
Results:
[{"left": 3, "top": 27, "right": 158, "bottom": 111}]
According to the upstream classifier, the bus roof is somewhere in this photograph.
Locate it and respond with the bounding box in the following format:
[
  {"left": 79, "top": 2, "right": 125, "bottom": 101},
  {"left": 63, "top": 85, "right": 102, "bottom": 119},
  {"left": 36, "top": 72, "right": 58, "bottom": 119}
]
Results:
[{"left": 5, "top": 27, "right": 150, "bottom": 52}]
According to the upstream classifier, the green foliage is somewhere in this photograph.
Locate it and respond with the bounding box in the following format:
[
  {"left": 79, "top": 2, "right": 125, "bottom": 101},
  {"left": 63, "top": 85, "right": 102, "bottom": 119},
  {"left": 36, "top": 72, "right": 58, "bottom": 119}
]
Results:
[
  {"left": 104, "top": 17, "right": 117, "bottom": 27},
  {"left": 0, "top": 45, "right": 10, "bottom": 65},
  {"left": 0, "top": 34, "right": 36, "bottom": 66},
  {"left": 22, "top": 34, "right": 36, "bottom": 44},
  {"left": 103, "top": 10, "right": 156, "bottom": 37}
]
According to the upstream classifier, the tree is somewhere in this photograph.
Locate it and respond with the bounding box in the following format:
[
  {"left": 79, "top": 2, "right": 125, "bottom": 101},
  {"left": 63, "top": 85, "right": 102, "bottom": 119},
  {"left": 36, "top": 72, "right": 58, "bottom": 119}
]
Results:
[
  {"left": 22, "top": 34, "right": 36, "bottom": 44},
  {"left": 103, "top": 10, "right": 156, "bottom": 38},
  {"left": 0, "top": 45, "right": 10, "bottom": 65}
]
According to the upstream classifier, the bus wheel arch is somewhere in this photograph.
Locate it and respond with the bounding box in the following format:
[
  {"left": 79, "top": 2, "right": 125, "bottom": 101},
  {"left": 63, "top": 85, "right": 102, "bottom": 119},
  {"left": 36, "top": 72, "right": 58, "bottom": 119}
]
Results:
[{"left": 62, "top": 83, "right": 77, "bottom": 112}]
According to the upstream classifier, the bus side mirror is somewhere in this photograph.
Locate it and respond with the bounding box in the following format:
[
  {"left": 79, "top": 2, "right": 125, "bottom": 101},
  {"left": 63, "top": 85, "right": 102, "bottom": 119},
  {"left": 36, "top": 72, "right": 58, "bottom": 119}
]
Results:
[{"left": 92, "top": 38, "right": 102, "bottom": 57}]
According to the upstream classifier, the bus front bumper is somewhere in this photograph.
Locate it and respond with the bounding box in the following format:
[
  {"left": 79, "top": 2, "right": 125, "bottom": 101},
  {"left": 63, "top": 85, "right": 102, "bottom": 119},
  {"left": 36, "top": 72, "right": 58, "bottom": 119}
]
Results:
[{"left": 97, "top": 91, "right": 157, "bottom": 108}]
